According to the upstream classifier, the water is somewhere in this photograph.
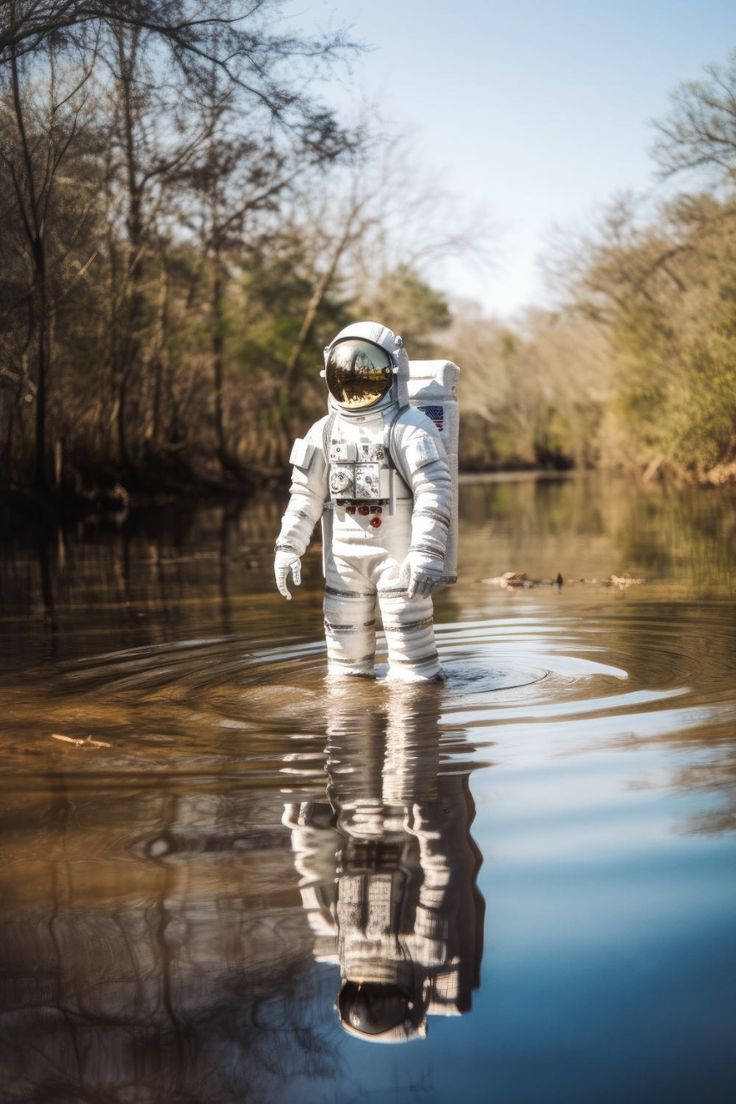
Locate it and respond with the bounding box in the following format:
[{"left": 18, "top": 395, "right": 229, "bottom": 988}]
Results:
[{"left": 0, "top": 474, "right": 735, "bottom": 1103}]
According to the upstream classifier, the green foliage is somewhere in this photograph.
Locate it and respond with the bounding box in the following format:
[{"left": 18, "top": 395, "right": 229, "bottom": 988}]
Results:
[{"left": 579, "top": 191, "right": 736, "bottom": 476}]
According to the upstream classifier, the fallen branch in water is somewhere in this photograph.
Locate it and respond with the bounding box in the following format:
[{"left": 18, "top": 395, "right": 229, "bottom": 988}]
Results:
[
  {"left": 51, "top": 733, "right": 111, "bottom": 749},
  {"left": 483, "top": 571, "right": 563, "bottom": 588},
  {"left": 484, "top": 571, "right": 645, "bottom": 589},
  {"left": 605, "top": 574, "right": 645, "bottom": 589}
]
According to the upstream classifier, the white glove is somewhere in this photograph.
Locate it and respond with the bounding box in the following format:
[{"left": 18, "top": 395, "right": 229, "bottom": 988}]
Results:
[
  {"left": 274, "top": 549, "right": 302, "bottom": 600},
  {"left": 400, "top": 551, "right": 445, "bottom": 599}
]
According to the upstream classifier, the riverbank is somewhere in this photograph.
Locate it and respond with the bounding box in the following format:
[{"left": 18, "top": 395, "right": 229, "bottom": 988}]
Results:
[
  {"left": 2, "top": 464, "right": 570, "bottom": 531},
  {"left": 0, "top": 465, "right": 267, "bottom": 532},
  {"left": 3, "top": 457, "right": 734, "bottom": 535}
]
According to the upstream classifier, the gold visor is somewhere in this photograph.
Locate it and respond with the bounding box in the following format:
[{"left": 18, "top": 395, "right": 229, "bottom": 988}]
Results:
[{"left": 325, "top": 339, "right": 393, "bottom": 410}]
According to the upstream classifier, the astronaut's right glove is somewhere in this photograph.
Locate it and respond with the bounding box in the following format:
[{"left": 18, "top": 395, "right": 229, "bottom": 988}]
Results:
[
  {"left": 400, "top": 551, "right": 445, "bottom": 599},
  {"left": 274, "top": 549, "right": 302, "bottom": 600}
]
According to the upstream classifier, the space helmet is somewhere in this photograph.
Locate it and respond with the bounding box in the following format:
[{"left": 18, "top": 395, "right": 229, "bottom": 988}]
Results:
[{"left": 323, "top": 321, "right": 410, "bottom": 412}]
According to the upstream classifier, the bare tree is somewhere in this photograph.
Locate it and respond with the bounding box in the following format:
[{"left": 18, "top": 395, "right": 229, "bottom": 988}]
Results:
[
  {"left": 0, "top": 26, "right": 97, "bottom": 488},
  {"left": 280, "top": 133, "right": 491, "bottom": 398},
  {"left": 177, "top": 76, "right": 327, "bottom": 475},
  {"left": 653, "top": 50, "right": 736, "bottom": 181},
  {"left": 1, "top": 0, "right": 358, "bottom": 493}
]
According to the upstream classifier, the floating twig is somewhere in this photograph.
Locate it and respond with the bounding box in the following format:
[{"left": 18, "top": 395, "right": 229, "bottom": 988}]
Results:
[
  {"left": 484, "top": 571, "right": 563, "bottom": 589},
  {"left": 51, "top": 733, "right": 111, "bottom": 749}
]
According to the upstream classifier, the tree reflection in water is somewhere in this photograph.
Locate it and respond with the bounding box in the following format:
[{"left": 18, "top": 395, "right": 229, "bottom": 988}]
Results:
[
  {"left": 285, "top": 678, "right": 485, "bottom": 1044},
  {"left": 0, "top": 682, "right": 485, "bottom": 1099},
  {"left": 0, "top": 787, "right": 337, "bottom": 1102}
]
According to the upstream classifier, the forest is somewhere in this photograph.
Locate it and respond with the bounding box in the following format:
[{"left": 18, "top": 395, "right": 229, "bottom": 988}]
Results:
[{"left": 1, "top": 1, "right": 735, "bottom": 508}]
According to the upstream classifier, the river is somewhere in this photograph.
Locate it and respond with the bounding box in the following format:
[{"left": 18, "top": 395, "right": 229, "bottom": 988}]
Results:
[{"left": 0, "top": 473, "right": 735, "bottom": 1102}]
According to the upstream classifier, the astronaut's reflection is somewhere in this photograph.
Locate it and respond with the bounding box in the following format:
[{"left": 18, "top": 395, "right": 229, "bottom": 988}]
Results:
[{"left": 283, "top": 679, "right": 485, "bottom": 1044}]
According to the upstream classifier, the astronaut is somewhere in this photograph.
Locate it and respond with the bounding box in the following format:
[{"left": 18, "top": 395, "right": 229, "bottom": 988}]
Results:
[
  {"left": 274, "top": 321, "right": 453, "bottom": 681},
  {"left": 283, "top": 678, "right": 485, "bottom": 1043}
]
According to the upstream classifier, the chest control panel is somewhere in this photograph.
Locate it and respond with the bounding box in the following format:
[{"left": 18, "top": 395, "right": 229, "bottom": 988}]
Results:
[{"left": 328, "top": 440, "right": 387, "bottom": 502}]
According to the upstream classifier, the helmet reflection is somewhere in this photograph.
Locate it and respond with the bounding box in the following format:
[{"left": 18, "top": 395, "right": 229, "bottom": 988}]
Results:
[{"left": 325, "top": 338, "right": 394, "bottom": 410}]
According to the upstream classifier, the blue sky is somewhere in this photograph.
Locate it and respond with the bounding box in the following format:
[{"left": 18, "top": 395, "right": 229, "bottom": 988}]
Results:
[{"left": 293, "top": 1, "right": 736, "bottom": 316}]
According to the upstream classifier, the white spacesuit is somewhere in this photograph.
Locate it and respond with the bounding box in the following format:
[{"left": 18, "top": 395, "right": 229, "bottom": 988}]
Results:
[{"left": 274, "top": 321, "right": 453, "bottom": 681}]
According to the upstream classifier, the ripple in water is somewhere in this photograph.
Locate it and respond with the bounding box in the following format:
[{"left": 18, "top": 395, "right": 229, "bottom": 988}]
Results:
[{"left": 0, "top": 605, "right": 724, "bottom": 796}]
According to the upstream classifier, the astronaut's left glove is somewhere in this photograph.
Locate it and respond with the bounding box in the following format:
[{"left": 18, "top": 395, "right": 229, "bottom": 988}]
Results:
[
  {"left": 274, "top": 549, "right": 302, "bottom": 600},
  {"left": 400, "top": 551, "right": 445, "bottom": 599}
]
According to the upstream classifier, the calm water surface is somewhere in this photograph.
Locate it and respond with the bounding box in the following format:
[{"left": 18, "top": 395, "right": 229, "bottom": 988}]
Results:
[{"left": 0, "top": 474, "right": 735, "bottom": 1103}]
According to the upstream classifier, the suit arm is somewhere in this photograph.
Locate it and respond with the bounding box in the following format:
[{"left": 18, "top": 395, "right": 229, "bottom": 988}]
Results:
[{"left": 275, "top": 418, "right": 328, "bottom": 557}]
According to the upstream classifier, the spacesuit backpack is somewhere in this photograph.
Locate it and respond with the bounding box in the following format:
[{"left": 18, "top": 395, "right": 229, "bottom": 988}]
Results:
[{"left": 402, "top": 359, "right": 460, "bottom": 584}]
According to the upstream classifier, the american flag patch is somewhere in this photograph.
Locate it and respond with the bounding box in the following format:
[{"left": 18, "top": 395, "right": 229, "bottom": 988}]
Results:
[{"left": 420, "top": 405, "right": 444, "bottom": 431}]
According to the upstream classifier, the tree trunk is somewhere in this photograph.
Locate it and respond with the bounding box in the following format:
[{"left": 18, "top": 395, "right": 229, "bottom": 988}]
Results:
[
  {"left": 150, "top": 260, "right": 170, "bottom": 447},
  {"left": 283, "top": 222, "right": 353, "bottom": 387},
  {"left": 211, "top": 250, "right": 228, "bottom": 467},
  {"left": 10, "top": 40, "right": 50, "bottom": 491},
  {"left": 116, "top": 27, "right": 145, "bottom": 471}
]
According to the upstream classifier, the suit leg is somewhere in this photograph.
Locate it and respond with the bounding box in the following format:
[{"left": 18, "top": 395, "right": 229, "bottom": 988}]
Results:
[
  {"left": 324, "top": 551, "right": 377, "bottom": 677},
  {"left": 377, "top": 563, "right": 441, "bottom": 681}
]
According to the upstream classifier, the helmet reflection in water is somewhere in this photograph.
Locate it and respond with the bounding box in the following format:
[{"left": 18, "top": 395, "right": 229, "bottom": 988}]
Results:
[
  {"left": 338, "top": 981, "right": 413, "bottom": 1037},
  {"left": 325, "top": 338, "right": 393, "bottom": 410},
  {"left": 283, "top": 680, "right": 485, "bottom": 1044}
]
